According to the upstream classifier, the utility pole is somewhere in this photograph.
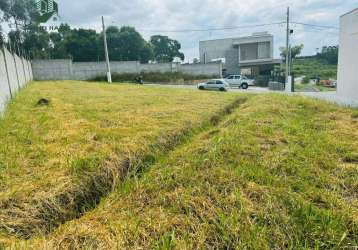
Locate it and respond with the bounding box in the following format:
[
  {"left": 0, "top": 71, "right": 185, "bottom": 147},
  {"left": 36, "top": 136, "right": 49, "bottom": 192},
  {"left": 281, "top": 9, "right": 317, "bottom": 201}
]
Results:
[
  {"left": 285, "top": 7, "right": 292, "bottom": 92},
  {"left": 102, "top": 16, "right": 112, "bottom": 83}
]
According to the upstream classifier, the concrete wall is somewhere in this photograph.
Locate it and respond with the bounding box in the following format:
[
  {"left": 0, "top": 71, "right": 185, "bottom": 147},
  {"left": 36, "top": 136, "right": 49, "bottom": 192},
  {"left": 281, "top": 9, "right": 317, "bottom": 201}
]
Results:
[
  {"left": 72, "top": 62, "right": 106, "bottom": 80},
  {"left": 180, "top": 62, "right": 222, "bottom": 76},
  {"left": 139, "top": 63, "right": 173, "bottom": 73},
  {"left": 199, "top": 38, "right": 234, "bottom": 63},
  {"left": 32, "top": 59, "right": 72, "bottom": 81},
  {"left": 0, "top": 50, "right": 10, "bottom": 114},
  {"left": 32, "top": 60, "right": 223, "bottom": 80},
  {"left": 4, "top": 48, "right": 20, "bottom": 93},
  {"left": 112, "top": 61, "right": 139, "bottom": 74},
  {"left": 0, "top": 47, "right": 33, "bottom": 114},
  {"left": 337, "top": 8, "right": 358, "bottom": 103}
]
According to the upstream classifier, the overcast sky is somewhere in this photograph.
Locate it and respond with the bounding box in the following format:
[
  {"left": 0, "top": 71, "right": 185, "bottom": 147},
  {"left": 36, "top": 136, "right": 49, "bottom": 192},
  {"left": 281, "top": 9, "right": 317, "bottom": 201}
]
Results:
[{"left": 52, "top": 0, "right": 357, "bottom": 61}]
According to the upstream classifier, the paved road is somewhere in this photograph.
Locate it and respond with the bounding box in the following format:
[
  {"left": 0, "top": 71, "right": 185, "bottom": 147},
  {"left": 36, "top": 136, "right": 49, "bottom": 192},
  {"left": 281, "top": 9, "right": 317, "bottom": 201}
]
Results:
[
  {"left": 147, "top": 84, "right": 272, "bottom": 94},
  {"left": 147, "top": 84, "right": 358, "bottom": 107}
]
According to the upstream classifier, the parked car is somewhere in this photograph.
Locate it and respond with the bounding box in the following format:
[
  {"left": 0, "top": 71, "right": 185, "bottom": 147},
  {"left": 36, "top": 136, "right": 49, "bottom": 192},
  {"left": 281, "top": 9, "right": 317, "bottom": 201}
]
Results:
[
  {"left": 198, "top": 79, "right": 229, "bottom": 92},
  {"left": 224, "top": 75, "right": 255, "bottom": 89}
]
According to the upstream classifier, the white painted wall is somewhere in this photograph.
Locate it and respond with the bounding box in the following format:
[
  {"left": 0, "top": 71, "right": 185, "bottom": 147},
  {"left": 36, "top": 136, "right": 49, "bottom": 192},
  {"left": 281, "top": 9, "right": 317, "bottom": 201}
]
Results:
[
  {"left": 337, "top": 8, "right": 358, "bottom": 103},
  {"left": 0, "top": 50, "right": 11, "bottom": 114},
  {"left": 0, "top": 47, "right": 33, "bottom": 114}
]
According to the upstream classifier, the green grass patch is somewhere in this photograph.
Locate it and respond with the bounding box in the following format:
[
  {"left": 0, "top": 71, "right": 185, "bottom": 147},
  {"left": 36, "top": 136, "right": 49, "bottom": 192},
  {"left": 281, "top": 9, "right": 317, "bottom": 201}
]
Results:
[
  {"left": 92, "top": 72, "right": 218, "bottom": 84},
  {"left": 10, "top": 94, "right": 357, "bottom": 249},
  {"left": 0, "top": 81, "right": 238, "bottom": 239},
  {"left": 352, "top": 111, "right": 358, "bottom": 119}
]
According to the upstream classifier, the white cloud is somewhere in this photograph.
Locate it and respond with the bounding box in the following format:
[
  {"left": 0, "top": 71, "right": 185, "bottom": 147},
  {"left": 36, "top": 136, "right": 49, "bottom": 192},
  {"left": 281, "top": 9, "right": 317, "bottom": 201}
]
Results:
[{"left": 56, "top": 0, "right": 356, "bottom": 61}]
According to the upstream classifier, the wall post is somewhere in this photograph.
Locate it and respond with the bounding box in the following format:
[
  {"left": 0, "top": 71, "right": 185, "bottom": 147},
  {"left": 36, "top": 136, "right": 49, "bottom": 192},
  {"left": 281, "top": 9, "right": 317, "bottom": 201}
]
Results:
[
  {"left": 1, "top": 46, "right": 13, "bottom": 98},
  {"left": 10, "top": 45, "right": 21, "bottom": 89}
]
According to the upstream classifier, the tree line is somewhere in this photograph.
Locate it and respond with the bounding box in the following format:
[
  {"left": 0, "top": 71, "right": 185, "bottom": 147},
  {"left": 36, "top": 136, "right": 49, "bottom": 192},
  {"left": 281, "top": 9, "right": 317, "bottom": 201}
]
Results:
[
  {"left": 0, "top": 0, "right": 185, "bottom": 63},
  {"left": 280, "top": 44, "right": 338, "bottom": 65}
]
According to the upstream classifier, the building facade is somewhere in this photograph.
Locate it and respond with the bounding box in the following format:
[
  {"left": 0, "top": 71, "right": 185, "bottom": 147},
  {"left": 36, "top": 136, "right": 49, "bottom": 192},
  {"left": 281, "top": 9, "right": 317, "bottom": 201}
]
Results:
[
  {"left": 337, "top": 8, "right": 358, "bottom": 103},
  {"left": 199, "top": 32, "right": 280, "bottom": 76}
]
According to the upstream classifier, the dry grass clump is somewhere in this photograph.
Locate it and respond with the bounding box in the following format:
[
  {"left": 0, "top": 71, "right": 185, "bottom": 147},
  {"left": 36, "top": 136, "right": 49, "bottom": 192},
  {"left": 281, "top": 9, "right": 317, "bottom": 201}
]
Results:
[
  {"left": 13, "top": 94, "right": 357, "bottom": 249},
  {"left": 0, "top": 81, "right": 239, "bottom": 239}
]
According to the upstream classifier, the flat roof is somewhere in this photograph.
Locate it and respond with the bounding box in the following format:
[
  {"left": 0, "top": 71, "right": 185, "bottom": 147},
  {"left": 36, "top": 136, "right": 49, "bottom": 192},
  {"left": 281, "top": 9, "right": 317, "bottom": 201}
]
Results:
[
  {"left": 200, "top": 33, "right": 273, "bottom": 43},
  {"left": 239, "top": 59, "right": 282, "bottom": 67},
  {"left": 340, "top": 8, "right": 358, "bottom": 18}
]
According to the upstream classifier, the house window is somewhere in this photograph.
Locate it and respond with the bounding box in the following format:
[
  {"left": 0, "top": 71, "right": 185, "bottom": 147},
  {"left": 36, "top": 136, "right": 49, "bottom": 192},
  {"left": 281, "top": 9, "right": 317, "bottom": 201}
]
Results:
[
  {"left": 258, "top": 42, "right": 271, "bottom": 59},
  {"left": 240, "top": 43, "right": 258, "bottom": 61}
]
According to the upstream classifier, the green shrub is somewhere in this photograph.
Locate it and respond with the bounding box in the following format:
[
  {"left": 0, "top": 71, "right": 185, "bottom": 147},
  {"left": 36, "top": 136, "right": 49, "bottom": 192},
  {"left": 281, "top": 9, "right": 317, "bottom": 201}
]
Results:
[
  {"left": 91, "top": 72, "right": 218, "bottom": 83},
  {"left": 352, "top": 111, "right": 358, "bottom": 119},
  {"left": 302, "top": 76, "right": 310, "bottom": 84}
]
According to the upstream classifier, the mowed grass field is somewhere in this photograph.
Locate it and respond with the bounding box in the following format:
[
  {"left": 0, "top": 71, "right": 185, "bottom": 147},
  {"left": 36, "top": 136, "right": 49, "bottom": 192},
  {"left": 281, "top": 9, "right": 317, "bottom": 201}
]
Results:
[
  {"left": 0, "top": 81, "right": 238, "bottom": 239},
  {"left": 1, "top": 81, "right": 358, "bottom": 249}
]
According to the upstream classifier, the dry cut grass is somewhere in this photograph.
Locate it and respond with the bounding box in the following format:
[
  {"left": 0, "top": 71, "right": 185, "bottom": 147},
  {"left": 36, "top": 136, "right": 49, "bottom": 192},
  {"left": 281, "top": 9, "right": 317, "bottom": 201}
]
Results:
[
  {"left": 0, "top": 81, "right": 239, "bottom": 239},
  {"left": 9, "top": 94, "right": 358, "bottom": 249}
]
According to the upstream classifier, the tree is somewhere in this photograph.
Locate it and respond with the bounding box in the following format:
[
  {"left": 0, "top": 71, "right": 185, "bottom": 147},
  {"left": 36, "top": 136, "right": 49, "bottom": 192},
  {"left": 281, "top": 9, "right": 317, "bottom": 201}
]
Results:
[
  {"left": 0, "top": 0, "right": 9, "bottom": 44},
  {"left": 65, "top": 28, "right": 101, "bottom": 62},
  {"left": 104, "top": 26, "right": 153, "bottom": 63},
  {"left": 22, "top": 25, "right": 51, "bottom": 58},
  {"left": 139, "top": 43, "right": 154, "bottom": 63},
  {"left": 0, "top": 27, "right": 4, "bottom": 46},
  {"left": 150, "top": 35, "right": 184, "bottom": 63},
  {"left": 316, "top": 46, "right": 338, "bottom": 65},
  {"left": 50, "top": 24, "right": 75, "bottom": 59},
  {"left": 1, "top": 0, "right": 38, "bottom": 30},
  {"left": 2, "top": 19, "right": 183, "bottom": 63},
  {"left": 280, "top": 44, "right": 304, "bottom": 62}
]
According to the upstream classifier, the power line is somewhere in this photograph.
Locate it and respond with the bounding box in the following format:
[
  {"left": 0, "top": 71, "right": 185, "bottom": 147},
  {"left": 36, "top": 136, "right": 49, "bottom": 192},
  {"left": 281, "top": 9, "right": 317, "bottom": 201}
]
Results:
[
  {"left": 134, "top": 22, "right": 286, "bottom": 33},
  {"left": 110, "top": 20, "right": 338, "bottom": 35},
  {"left": 290, "top": 21, "right": 339, "bottom": 30}
]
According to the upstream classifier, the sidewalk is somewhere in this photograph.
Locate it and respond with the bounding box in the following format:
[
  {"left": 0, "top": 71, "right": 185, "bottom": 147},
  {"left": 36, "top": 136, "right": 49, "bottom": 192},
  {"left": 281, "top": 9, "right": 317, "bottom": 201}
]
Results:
[{"left": 298, "top": 91, "right": 358, "bottom": 107}]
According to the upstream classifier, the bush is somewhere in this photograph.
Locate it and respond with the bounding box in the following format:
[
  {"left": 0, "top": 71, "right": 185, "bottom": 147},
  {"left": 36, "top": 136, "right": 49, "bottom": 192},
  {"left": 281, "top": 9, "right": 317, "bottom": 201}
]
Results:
[
  {"left": 351, "top": 111, "right": 358, "bottom": 119},
  {"left": 91, "top": 72, "right": 218, "bottom": 83},
  {"left": 302, "top": 76, "right": 310, "bottom": 84}
]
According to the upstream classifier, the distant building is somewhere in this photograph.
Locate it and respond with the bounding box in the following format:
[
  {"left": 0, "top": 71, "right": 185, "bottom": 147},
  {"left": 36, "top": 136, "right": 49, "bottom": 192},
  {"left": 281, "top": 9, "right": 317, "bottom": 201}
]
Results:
[
  {"left": 337, "top": 8, "right": 358, "bottom": 103},
  {"left": 199, "top": 32, "right": 280, "bottom": 77}
]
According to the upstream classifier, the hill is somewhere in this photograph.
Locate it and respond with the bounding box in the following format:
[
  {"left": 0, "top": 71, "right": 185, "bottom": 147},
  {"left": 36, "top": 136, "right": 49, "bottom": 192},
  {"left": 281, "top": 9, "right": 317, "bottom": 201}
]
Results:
[{"left": 293, "top": 57, "right": 337, "bottom": 80}]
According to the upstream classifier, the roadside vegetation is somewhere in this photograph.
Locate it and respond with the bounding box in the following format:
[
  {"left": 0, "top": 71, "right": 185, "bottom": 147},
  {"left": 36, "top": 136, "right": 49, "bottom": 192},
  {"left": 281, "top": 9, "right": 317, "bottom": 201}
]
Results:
[
  {"left": 92, "top": 72, "right": 217, "bottom": 84},
  {"left": 293, "top": 57, "right": 337, "bottom": 80},
  {"left": 292, "top": 56, "right": 338, "bottom": 93},
  {"left": 1, "top": 84, "right": 357, "bottom": 249},
  {"left": 0, "top": 81, "right": 237, "bottom": 239},
  {"left": 294, "top": 83, "right": 336, "bottom": 92}
]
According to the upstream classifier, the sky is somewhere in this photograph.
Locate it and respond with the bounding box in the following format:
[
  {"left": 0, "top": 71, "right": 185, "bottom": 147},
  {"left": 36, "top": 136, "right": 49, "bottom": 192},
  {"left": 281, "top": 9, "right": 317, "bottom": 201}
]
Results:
[{"left": 8, "top": 0, "right": 358, "bottom": 62}]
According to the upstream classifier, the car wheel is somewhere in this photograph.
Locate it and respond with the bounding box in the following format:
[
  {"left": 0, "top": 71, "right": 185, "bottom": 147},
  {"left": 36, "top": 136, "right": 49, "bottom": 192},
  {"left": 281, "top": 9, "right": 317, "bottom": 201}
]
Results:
[
  {"left": 241, "top": 82, "right": 249, "bottom": 90},
  {"left": 219, "top": 87, "right": 226, "bottom": 92},
  {"left": 199, "top": 86, "right": 205, "bottom": 90}
]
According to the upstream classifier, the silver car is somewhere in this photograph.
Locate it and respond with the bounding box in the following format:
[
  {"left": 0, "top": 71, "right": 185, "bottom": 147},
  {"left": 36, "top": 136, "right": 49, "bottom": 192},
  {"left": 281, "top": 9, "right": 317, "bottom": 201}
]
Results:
[
  {"left": 198, "top": 79, "right": 229, "bottom": 92},
  {"left": 224, "top": 75, "right": 254, "bottom": 89}
]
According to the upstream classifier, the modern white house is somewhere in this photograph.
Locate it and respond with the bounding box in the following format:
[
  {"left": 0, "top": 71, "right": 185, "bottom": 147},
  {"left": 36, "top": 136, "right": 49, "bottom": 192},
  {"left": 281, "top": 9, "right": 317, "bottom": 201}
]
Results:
[
  {"left": 337, "top": 8, "right": 358, "bottom": 103},
  {"left": 199, "top": 32, "right": 281, "bottom": 77}
]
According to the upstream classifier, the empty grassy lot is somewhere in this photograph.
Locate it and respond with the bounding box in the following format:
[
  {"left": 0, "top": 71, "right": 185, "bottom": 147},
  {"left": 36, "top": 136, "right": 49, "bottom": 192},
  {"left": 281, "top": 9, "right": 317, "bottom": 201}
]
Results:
[
  {"left": 1, "top": 84, "right": 357, "bottom": 249},
  {"left": 0, "top": 81, "right": 239, "bottom": 239}
]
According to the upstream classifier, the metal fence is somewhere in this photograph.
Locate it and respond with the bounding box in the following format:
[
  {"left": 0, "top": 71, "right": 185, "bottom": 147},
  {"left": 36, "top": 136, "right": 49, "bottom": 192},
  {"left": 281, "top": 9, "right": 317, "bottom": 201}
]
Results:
[{"left": 0, "top": 46, "right": 33, "bottom": 114}]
